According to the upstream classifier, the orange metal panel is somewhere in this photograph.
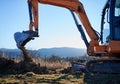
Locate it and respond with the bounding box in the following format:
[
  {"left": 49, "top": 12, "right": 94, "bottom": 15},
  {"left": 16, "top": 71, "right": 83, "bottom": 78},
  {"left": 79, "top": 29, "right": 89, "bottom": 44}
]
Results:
[
  {"left": 94, "top": 45, "right": 107, "bottom": 53},
  {"left": 108, "top": 41, "right": 120, "bottom": 54}
]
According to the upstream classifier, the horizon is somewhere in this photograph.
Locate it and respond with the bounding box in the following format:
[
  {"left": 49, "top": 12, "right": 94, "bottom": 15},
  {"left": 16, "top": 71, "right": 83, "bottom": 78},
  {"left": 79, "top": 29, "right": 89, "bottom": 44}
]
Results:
[
  {"left": 0, "top": 46, "right": 86, "bottom": 51},
  {"left": 0, "top": 47, "right": 87, "bottom": 57}
]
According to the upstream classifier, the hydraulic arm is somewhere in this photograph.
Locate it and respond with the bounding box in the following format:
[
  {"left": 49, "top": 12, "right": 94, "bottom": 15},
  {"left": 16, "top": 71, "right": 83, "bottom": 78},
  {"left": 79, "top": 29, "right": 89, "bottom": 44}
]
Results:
[
  {"left": 29, "top": 0, "right": 99, "bottom": 40},
  {"left": 14, "top": 0, "right": 99, "bottom": 56}
]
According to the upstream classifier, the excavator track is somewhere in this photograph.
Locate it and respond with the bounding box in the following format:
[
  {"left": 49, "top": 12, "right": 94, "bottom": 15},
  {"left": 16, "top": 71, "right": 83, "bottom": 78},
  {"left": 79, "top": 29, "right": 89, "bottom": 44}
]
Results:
[
  {"left": 84, "top": 58, "right": 120, "bottom": 84},
  {"left": 86, "top": 58, "right": 120, "bottom": 74},
  {"left": 84, "top": 72, "right": 120, "bottom": 84}
]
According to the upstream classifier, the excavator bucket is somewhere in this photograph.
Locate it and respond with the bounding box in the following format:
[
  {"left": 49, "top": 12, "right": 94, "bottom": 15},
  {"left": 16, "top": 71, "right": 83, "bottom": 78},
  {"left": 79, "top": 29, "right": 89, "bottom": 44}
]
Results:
[
  {"left": 14, "top": 32, "right": 33, "bottom": 48},
  {"left": 14, "top": 30, "right": 38, "bottom": 48}
]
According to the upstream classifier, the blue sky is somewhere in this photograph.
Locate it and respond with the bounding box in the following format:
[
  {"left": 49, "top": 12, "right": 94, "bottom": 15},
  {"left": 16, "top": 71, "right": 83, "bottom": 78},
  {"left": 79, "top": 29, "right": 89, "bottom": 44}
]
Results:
[{"left": 0, "top": 0, "right": 107, "bottom": 50}]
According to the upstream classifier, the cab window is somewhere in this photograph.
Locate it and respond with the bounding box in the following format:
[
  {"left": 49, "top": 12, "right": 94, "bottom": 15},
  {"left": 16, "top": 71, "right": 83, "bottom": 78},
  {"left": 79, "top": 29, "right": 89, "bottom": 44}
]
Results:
[{"left": 115, "top": 0, "right": 120, "bottom": 16}]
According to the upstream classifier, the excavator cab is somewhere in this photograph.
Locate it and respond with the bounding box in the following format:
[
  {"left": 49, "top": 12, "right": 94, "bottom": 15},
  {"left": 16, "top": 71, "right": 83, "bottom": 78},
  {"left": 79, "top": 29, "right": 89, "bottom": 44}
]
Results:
[
  {"left": 112, "top": 0, "right": 120, "bottom": 40},
  {"left": 101, "top": 0, "right": 120, "bottom": 43}
]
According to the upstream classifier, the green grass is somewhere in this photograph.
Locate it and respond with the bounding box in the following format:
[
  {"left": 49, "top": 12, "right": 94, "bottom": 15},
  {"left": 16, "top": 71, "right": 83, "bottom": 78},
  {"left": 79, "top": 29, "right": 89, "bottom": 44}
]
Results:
[{"left": 0, "top": 73, "right": 84, "bottom": 84}]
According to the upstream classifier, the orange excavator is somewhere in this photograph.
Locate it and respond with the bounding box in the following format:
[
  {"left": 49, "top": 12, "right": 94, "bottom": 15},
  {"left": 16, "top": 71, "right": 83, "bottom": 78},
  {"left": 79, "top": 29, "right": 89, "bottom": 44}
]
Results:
[{"left": 14, "top": 0, "right": 120, "bottom": 83}]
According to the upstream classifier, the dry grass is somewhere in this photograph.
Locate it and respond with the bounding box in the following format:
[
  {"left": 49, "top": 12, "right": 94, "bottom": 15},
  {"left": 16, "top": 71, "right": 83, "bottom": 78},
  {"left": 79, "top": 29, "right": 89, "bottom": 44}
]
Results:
[
  {"left": 14, "top": 56, "right": 71, "bottom": 70},
  {"left": 32, "top": 57, "right": 71, "bottom": 70}
]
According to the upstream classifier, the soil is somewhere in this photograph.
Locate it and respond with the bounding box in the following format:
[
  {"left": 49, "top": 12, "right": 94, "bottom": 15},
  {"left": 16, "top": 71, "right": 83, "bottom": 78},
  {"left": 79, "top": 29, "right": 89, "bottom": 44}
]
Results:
[{"left": 0, "top": 47, "right": 47, "bottom": 75}]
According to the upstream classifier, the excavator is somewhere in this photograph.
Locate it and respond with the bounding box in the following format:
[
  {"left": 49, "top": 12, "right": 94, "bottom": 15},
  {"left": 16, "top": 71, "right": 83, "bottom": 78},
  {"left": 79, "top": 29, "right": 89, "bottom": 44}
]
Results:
[{"left": 14, "top": 0, "right": 120, "bottom": 83}]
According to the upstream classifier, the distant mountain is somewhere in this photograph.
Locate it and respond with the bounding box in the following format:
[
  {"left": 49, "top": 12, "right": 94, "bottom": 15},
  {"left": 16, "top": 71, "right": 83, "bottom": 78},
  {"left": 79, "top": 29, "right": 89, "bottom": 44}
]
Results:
[
  {"left": 38, "top": 47, "right": 86, "bottom": 57},
  {"left": 0, "top": 48, "right": 21, "bottom": 58},
  {"left": 0, "top": 47, "right": 86, "bottom": 58}
]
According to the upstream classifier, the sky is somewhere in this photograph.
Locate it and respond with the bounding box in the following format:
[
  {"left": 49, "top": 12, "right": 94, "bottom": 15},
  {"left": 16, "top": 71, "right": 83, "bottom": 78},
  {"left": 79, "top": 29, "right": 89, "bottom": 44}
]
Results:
[{"left": 0, "top": 0, "right": 107, "bottom": 50}]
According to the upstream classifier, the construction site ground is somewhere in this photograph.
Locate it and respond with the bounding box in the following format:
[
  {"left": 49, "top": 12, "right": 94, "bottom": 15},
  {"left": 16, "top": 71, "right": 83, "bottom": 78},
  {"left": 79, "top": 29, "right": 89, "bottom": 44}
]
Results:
[{"left": 0, "top": 57, "right": 84, "bottom": 84}]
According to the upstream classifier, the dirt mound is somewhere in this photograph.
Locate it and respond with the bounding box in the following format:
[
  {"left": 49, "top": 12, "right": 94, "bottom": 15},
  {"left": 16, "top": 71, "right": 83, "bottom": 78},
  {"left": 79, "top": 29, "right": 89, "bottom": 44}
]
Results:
[
  {"left": 0, "top": 46, "right": 47, "bottom": 75},
  {"left": 1, "top": 46, "right": 47, "bottom": 74},
  {"left": 0, "top": 57, "right": 47, "bottom": 75}
]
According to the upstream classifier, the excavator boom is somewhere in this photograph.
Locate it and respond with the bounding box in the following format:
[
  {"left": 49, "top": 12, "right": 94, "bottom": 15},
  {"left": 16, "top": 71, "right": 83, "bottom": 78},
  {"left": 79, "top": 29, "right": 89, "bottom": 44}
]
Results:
[
  {"left": 14, "top": 0, "right": 99, "bottom": 54},
  {"left": 30, "top": 0, "right": 99, "bottom": 40},
  {"left": 14, "top": 0, "right": 120, "bottom": 57}
]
